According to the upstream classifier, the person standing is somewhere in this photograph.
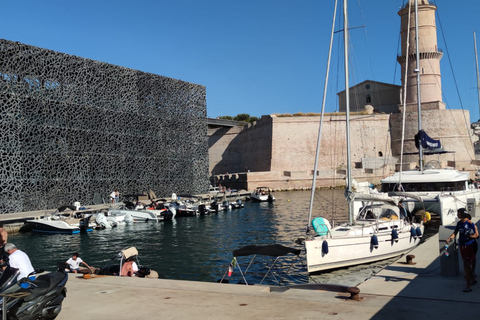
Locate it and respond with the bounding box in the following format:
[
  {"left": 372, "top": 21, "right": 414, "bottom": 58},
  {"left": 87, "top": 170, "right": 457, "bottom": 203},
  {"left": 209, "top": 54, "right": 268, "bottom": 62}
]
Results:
[
  {"left": 4, "top": 243, "right": 35, "bottom": 280},
  {"left": 115, "top": 189, "right": 120, "bottom": 203},
  {"left": 446, "top": 208, "right": 479, "bottom": 292},
  {"left": 466, "top": 213, "right": 479, "bottom": 281},
  {"left": 110, "top": 190, "right": 116, "bottom": 204},
  {"left": 0, "top": 223, "right": 8, "bottom": 266},
  {"left": 66, "top": 252, "right": 92, "bottom": 273}
]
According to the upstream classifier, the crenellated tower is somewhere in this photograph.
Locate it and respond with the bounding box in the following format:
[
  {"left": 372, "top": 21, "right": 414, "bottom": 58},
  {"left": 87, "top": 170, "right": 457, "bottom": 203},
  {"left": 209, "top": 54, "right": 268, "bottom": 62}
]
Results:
[{"left": 397, "top": 0, "right": 445, "bottom": 111}]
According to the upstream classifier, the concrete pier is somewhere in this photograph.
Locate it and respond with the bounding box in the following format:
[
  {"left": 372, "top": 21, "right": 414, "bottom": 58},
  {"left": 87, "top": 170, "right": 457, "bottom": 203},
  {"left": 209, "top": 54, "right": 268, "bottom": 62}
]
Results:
[{"left": 56, "top": 220, "right": 480, "bottom": 320}]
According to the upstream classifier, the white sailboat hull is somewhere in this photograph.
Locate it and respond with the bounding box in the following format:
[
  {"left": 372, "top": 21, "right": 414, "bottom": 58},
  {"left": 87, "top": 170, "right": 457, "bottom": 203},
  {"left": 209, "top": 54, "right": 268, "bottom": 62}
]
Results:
[{"left": 305, "top": 222, "right": 423, "bottom": 273}]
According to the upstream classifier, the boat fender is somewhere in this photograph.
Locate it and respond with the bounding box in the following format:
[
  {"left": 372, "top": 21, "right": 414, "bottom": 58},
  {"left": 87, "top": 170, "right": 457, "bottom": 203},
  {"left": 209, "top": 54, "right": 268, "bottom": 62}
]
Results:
[
  {"left": 410, "top": 227, "right": 417, "bottom": 239},
  {"left": 322, "top": 240, "right": 329, "bottom": 255},
  {"left": 415, "top": 227, "right": 423, "bottom": 238},
  {"left": 371, "top": 235, "right": 379, "bottom": 249},
  {"left": 391, "top": 229, "right": 399, "bottom": 243},
  {"left": 421, "top": 211, "right": 431, "bottom": 223}
]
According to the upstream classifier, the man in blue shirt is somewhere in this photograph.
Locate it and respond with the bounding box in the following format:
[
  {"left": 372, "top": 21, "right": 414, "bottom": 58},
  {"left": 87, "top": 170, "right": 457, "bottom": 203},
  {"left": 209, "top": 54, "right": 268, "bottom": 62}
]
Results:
[{"left": 446, "top": 208, "right": 479, "bottom": 292}]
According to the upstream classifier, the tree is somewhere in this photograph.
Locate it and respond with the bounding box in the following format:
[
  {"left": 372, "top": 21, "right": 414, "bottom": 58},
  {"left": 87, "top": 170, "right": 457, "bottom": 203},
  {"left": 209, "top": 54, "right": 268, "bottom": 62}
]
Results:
[{"left": 217, "top": 114, "right": 259, "bottom": 124}]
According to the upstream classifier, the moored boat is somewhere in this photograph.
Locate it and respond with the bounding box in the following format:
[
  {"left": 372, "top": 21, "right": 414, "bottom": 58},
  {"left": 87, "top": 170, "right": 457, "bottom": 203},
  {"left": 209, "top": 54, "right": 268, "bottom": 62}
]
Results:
[
  {"left": 23, "top": 206, "right": 94, "bottom": 234},
  {"left": 250, "top": 187, "right": 275, "bottom": 202}
]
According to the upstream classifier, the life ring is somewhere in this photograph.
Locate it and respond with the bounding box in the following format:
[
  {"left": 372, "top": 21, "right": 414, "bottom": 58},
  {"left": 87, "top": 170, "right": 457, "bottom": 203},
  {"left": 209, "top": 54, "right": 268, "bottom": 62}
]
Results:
[{"left": 421, "top": 211, "right": 431, "bottom": 223}]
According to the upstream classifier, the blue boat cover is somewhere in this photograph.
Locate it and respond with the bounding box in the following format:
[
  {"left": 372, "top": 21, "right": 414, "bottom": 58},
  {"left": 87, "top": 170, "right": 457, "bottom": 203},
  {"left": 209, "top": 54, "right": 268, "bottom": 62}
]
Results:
[{"left": 415, "top": 130, "right": 443, "bottom": 153}]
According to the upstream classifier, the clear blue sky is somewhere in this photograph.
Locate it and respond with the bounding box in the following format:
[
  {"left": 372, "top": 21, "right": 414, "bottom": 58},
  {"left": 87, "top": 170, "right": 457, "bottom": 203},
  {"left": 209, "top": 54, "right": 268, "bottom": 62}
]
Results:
[{"left": 2, "top": 1, "right": 479, "bottom": 120}]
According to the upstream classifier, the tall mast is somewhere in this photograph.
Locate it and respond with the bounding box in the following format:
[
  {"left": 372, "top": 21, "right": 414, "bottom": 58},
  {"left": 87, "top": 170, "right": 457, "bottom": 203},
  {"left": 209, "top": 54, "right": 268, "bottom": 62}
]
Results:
[
  {"left": 344, "top": 0, "right": 354, "bottom": 224},
  {"left": 475, "top": 31, "right": 480, "bottom": 116},
  {"left": 414, "top": 0, "right": 424, "bottom": 172},
  {"left": 307, "top": 0, "right": 338, "bottom": 229}
]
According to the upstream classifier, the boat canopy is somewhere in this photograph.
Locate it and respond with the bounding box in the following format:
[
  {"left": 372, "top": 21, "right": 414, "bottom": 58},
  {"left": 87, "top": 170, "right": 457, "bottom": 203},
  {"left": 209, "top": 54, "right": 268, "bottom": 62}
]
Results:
[{"left": 233, "top": 244, "right": 301, "bottom": 257}]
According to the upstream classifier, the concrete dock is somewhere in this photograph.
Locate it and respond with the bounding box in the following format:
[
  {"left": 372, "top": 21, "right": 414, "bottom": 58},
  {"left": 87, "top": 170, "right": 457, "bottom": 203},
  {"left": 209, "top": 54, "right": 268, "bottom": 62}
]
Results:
[{"left": 57, "top": 221, "right": 480, "bottom": 320}]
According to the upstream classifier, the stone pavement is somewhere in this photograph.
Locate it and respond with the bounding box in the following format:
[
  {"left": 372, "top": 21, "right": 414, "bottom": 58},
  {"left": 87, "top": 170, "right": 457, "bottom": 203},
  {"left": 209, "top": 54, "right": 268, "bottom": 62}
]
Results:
[{"left": 57, "top": 221, "right": 480, "bottom": 320}]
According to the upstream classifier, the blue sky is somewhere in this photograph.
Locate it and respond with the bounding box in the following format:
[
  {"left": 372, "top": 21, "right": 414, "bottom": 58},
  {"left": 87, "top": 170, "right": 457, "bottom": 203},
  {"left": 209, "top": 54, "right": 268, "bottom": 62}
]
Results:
[{"left": 2, "top": 1, "right": 479, "bottom": 120}]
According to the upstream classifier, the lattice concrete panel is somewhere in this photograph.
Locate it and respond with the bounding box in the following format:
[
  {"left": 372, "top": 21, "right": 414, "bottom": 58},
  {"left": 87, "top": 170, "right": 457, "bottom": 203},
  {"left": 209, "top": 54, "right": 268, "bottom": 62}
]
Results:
[{"left": 0, "top": 39, "right": 209, "bottom": 214}]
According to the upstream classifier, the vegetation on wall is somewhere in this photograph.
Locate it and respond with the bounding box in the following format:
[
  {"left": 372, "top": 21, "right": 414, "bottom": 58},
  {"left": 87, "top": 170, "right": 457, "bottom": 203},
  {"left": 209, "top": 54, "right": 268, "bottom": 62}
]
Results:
[{"left": 217, "top": 113, "right": 259, "bottom": 124}]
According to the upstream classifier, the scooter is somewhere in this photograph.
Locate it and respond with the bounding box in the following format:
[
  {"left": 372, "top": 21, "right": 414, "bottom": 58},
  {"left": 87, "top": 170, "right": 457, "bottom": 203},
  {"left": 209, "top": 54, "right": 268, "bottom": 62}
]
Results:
[{"left": 0, "top": 263, "right": 68, "bottom": 320}]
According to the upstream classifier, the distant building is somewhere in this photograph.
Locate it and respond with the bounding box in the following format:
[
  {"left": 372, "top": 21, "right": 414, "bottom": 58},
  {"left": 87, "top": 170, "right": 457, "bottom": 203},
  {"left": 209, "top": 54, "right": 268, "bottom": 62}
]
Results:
[{"left": 337, "top": 80, "right": 401, "bottom": 114}]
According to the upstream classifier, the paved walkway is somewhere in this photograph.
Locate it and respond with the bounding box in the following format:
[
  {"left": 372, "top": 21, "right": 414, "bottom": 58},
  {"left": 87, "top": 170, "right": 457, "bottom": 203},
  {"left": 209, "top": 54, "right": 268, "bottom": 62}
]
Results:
[{"left": 57, "top": 220, "right": 480, "bottom": 320}]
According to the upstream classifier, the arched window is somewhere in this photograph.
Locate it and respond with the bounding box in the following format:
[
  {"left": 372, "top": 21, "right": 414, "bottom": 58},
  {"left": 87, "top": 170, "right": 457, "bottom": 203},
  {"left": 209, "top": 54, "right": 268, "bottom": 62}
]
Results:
[{"left": 366, "top": 94, "right": 371, "bottom": 104}]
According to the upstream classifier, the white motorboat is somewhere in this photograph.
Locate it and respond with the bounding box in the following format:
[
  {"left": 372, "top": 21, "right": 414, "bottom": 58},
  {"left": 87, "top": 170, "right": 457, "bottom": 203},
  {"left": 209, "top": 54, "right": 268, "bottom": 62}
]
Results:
[
  {"left": 108, "top": 204, "right": 161, "bottom": 223},
  {"left": 24, "top": 206, "right": 94, "bottom": 234},
  {"left": 304, "top": 0, "right": 424, "bottom": 273},
  {"left": 380, "top": 168, "right": 480, "bottom": 225},
  {"left": 250, "top": 187, "right": 275, "bottom": 202},
  {"left": 95, "top": 212, "right": 119, "bottom": 229}
]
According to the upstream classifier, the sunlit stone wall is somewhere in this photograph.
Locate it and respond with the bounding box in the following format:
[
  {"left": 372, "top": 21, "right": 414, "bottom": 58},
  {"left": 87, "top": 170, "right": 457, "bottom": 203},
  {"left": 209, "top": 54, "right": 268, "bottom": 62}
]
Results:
[{"left": 0, "top": 39, "right": 208, "bottom": 214}]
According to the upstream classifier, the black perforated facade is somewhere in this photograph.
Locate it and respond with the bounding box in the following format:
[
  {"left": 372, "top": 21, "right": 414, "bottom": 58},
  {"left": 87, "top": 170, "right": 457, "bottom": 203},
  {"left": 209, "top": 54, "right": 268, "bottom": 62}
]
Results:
[{"left": 0, "top": 39, "right": 209, "bottom": 214}]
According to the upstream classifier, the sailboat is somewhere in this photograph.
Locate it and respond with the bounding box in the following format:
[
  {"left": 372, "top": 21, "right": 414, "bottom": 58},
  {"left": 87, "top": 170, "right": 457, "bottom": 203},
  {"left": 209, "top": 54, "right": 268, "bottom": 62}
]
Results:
[
  {"left": 304, "top": 0, "right": 424, "bottom": 273},
  {"left": 378, "top": 1, "right": 480, "bottom": 226}
]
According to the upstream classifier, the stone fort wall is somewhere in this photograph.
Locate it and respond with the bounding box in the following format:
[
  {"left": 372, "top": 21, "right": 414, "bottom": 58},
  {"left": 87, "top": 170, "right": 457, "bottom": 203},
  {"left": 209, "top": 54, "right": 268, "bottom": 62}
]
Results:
[
  {"left": 0, "top": 39, "right": 209, "bottom": 214},
  {"left": 211, "top": 112, "right": 477, "bottom": 191}
]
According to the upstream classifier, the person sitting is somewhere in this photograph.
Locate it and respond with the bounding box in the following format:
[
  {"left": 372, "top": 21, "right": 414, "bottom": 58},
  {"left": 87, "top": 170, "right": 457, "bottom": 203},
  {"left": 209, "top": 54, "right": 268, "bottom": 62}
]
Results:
[
  {"left": 66, "top": 252, "right": 92, "bottom": 273},
  {"left": 4, "top": 243, "right": 35, "bottom": 281},
  {"left": 120, "top": 257, "right": 138, "bottom": 277},
  {"left": 365, "top": 210, "right": 376, "bottom": 219}
]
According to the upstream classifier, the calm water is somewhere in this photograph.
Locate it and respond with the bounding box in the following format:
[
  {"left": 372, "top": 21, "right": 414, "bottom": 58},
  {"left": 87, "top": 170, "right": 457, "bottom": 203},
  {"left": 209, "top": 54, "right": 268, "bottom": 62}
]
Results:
[{"left": 9, "top": 190, "right": 427, "bottom": 287}]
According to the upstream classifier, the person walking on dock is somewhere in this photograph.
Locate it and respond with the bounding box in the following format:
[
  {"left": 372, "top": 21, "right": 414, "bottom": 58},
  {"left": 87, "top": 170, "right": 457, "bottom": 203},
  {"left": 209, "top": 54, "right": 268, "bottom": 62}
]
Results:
[{"left": 446, "top": 208, "right": 479, "bottom": 292}]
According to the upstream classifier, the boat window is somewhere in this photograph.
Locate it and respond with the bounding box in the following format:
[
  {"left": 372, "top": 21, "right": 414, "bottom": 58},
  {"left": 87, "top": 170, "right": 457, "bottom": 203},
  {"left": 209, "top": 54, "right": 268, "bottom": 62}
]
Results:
[
  {"left": 379, "top": 209, "right": 398, "bottom": 220},
  {"left": 381, "top": 181, "right": 467, "bottom": 192}
]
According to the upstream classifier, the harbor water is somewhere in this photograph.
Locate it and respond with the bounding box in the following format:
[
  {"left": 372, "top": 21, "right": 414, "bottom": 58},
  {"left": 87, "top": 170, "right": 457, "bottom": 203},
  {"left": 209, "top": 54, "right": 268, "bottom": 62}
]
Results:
[{"left": 9, "top": 189, "right": 429, "bottom": 287}]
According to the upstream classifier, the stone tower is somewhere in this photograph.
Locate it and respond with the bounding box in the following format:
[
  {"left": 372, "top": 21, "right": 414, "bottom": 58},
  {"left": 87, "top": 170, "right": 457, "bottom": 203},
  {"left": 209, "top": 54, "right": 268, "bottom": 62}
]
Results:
[
  {"left": 397, "top": 0, "right": 445, "bottom": 111},
  {"left": 390, "top": 0, "right": 476, "bottom": 172}
]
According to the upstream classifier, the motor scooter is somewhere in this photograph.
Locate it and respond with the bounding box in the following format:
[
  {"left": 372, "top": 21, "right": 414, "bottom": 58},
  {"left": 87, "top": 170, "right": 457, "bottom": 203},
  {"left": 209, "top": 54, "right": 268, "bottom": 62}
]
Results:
[{"left": 0, "top": 263, "right": 68, "bottom": 320}]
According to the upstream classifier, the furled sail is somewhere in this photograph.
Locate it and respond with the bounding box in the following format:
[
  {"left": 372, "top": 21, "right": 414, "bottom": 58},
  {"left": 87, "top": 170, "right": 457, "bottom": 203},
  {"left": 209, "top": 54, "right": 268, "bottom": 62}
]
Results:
[{"left": 415, "top": 130, "right": 443, "bottom": 154}]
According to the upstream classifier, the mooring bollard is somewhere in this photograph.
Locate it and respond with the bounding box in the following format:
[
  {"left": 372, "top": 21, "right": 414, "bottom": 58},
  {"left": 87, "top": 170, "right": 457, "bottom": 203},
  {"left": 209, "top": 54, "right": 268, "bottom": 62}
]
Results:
[
  {"left": 406, "top": 254, "right": 416, "bottom": 265},
  {"left": 346, "top": 287, "right": 361, "bottom": 301}
]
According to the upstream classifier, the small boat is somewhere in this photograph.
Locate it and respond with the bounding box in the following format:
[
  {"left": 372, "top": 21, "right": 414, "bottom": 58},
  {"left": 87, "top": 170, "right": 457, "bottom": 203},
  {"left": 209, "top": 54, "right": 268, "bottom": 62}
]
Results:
[
  {"left": 94, "top": 212, "right": 119, "bottom": 229},
  {"left": 250, "top": 187, "right": 275, "bottom": 202},
  {"left": 230, "top": 192, "right": 244, "bottom": 209},
  {"left": 96, "top": 246, "right": 158, "bottom": 278},
  {"left": 107, "top": 201, "right": 174, "bottom": 223},
  {"left": 23, "top": 206, "right": 93, "bottom": 234}
]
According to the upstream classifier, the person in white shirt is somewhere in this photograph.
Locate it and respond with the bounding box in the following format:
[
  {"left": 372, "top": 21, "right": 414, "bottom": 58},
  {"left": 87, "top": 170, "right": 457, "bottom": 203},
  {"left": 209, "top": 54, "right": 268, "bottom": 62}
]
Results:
[
  {"left": 66, "top": 252, "right": 92, "bottom": 273},
  {"left": 4, "top": 243, "right": 35, "bottom": 280}
]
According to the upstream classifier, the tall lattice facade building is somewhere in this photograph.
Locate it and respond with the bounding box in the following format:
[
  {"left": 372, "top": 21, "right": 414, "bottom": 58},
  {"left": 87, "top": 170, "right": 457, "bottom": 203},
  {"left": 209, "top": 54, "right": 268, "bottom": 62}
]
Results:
[{"left": 0, "top": 39, "right": 209, "bottom": 214}]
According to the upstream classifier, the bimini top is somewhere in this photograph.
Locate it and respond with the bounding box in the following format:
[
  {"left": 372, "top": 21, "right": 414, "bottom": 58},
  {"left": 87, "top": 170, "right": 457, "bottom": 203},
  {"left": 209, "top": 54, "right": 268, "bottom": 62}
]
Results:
[{"left": 233, "top": 244, "right": 301, "bottom": 257}]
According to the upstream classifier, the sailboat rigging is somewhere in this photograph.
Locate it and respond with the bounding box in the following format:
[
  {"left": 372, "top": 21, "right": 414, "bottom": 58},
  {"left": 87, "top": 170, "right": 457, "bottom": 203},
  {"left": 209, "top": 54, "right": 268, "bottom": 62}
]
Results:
[
  {"left": 304, "top": 0, "right": 424, "bottom": 274},
  {"left": 475, "top": 31, "right": 480, "bottom": 117}
]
